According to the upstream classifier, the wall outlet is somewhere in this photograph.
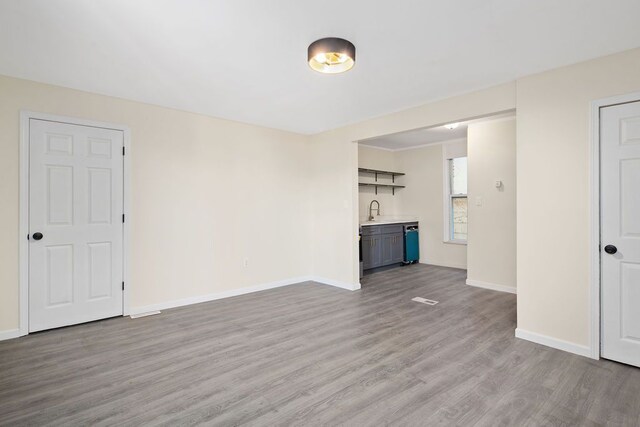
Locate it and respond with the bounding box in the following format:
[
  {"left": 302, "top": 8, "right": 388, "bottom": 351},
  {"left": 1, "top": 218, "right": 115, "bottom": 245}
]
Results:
[
  {"left": 243, "top": 258, "right": 249, "bottom": 268},
  {"left": 476, "top": 196, "right": 483, "bottom": 207}
]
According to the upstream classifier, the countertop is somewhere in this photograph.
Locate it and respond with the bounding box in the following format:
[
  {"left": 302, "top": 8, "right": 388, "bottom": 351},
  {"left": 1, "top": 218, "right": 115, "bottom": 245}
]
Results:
[{"left": 359, "top": 220, "right": 418, "bottom": 227}]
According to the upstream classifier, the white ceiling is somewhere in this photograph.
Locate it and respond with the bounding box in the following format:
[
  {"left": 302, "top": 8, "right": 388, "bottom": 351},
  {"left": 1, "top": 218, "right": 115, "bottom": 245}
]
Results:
[
  {"left": 1, "top": 1, "right": 639, "bottom": 134},
  {"left": 360, "top": 124, "right": 469, "bottom": 151},
  {"left": 360, "top": 113, "right": 515, "bottom": 150}
]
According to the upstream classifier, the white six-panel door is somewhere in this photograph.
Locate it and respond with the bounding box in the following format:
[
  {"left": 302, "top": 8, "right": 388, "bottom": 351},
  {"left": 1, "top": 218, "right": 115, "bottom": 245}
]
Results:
[
  {"left": 29, "top": 119, "right": 124, "bottom": 332},
  {"left": 601, "top": 101, "right": 640, "bottom": 367}
]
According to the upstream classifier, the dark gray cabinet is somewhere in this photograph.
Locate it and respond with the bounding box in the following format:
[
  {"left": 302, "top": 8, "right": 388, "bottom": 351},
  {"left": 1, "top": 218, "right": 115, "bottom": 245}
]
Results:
[
  {"left": 381, "top": 233, "right": 404, "bottom": 265},
  {"left": 362, "top": 224, "right": 404, "bottom": 270},
  {"left": 391, "top": 234, "right": 404, "bottom": 263},
  {"left": 381, "top": 234, "right": 394, "bottom": 265},
  {"left": 362, "top": 235, "right": 382, "bottom": 269}
]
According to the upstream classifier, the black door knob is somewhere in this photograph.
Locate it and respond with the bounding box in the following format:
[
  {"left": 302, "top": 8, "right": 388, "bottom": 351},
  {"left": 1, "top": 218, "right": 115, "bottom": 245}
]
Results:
[
  {"left": 604, "top": 244, "right": 617, "bottom": 254},
  {"left": 32, "top": 232, "right": 43, "bottom": 241}
]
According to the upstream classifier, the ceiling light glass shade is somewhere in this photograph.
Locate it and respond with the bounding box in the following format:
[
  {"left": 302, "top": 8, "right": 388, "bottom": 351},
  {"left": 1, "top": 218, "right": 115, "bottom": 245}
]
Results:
[
  {"left": 308, "top": 38, "right": 356, "bottom": 74},
  {"left": 444, "top": 123, "right": 459, "bottom": 130}
]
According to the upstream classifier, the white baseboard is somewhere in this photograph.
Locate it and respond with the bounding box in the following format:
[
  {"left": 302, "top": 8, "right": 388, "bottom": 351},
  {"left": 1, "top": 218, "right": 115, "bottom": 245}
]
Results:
[
  {"left": 0, "top": 328, "right": 22, "bottom": 341},
  {"left": 129, "top": 276, "right": 361, "bottom": 316},
  {"left": 130, "top": 276, "right": 312, "bottom": 315},
  {"left": 130, "top": 311, "right": 161, "bottom": 319},
  {"left": 466, "top": 279, "right": 516, "bottom": 294},
  {"left": 421, "top": 261, "right": 467, "bottom": 270},
  {"left": 309, "top": 276, "right": 361, "bottom": 291},
  {"left": 2, "top": 276, "right": 362, "bottom": 334},
  {"left": 515, "top": 328, "right": 592, "bottom": 358}
]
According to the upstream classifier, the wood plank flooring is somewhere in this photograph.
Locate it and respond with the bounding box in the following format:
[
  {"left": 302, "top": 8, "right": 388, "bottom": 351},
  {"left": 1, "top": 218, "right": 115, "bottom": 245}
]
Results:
[{"left": 1, "top": 264, "right": 639, "bottom": 426}]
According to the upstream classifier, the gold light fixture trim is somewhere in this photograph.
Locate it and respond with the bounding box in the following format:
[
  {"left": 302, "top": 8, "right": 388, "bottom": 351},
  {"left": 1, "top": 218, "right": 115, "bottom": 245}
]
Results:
[{"left": 308, "top": 38, "right": 356, "bottom": 74}]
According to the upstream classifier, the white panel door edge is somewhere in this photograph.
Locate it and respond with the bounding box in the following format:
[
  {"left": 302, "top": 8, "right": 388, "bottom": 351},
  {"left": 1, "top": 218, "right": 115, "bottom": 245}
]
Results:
[
  {"left": 600, "top": 100, "right": 640, "bottom": 368},
  {"left": 28, "top": 118, "right": 125, "bottom": 332}
]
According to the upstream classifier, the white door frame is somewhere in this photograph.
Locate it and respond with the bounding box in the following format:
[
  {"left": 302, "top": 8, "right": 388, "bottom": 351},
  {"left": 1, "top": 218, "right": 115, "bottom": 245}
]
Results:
[
  {"left": 589, "top": 91, "right": 640, "bottom": 360},
  {"left": 19, "top": 111, "right": 132, "bottom": 337}
]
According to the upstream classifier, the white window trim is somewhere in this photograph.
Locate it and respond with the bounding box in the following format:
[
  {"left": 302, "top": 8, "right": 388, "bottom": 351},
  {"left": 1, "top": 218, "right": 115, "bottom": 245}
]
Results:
[{"left": 442, "top": 139, "right": 468, "bottom": 245}]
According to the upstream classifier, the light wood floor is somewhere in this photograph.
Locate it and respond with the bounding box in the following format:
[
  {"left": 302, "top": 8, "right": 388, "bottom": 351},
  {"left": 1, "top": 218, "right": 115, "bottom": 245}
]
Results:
[{"left": 1, "top": 264, "right": 639, "bottom": 426}]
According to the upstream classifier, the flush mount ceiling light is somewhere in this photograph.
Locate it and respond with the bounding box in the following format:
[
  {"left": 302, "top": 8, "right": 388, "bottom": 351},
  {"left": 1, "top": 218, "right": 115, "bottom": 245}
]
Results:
[
  {"left": 308, "top": 37, "right": 356, "bottom": 74},
  {"left": 444, "top": 123, "right": 460, "bottom": 130}
]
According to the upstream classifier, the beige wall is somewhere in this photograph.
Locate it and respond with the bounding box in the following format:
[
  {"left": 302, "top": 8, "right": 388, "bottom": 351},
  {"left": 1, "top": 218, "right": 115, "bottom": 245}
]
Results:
[
  {"left": 0, "top": 75, "right": 312, "bottom": 332},
  {"left": 516, "top": 48, "right": 640, "bottom": 347},
  {"left": 358, "top": 145, "right": 398, "bottom": 172},
  {"left": 309, "top": 132, "right": 360, "bottom": 288},
  {"left": 357, "top": 146, "right": 399, "bottom": 221},
  {"left": 467, "top": 118, "right": 516, "bottom": 290}
]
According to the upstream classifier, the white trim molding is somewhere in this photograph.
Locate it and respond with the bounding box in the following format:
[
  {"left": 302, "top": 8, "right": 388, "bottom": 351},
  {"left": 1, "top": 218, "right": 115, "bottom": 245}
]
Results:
[
  {"left": 19, "top": 111, "right": 132, "bottom": 337},
  {"left": 19, "top": 112, "right": 29, "bottom": 337},
  {"left": 129, "top": 277, "right": 310, "bottom": 315},
  {"left": 421, "top": 261, "right": 467, "bottom": 270},
  {"left": 588, "top": 91, "right": 640, "bottom": 361},
  {"left": 358, "top": 137, "right": 468, "bottom": 153},
  {"left": 396, "top": 137, "right": 468, "bottom": 152},
  {"left": 310, "top": 276, "right": 361, "bottom": 291},
  {"left": 466, "top": 279, "right": 516, "bottom": 294},
  {"left": 356, "top": 144, "right": 396, "bottom": 152},
  {"left": 443, "top": 240, "right": 467, "bottom": 246},
  {"left": 130, "top": 276, "right": 361, "bottom": 316},
  {"left": 515, "top": 328, "right": 591, "bottom": 358},
  {"left": 0, "top": 329, "right": 22, "bottom": 342}
]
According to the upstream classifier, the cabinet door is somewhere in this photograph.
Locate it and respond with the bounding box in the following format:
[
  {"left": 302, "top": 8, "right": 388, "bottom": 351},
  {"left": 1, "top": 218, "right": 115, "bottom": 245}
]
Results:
[
  {"left": 363, "top": 235, "right": 384, "bottom": 269},
  {"left": 362, "top": 236, "right": 373, "bottom": 269},
  {"left": 381, "top": 234, "right": 394, "bottom": 265},
  {"left": 391, "top": 233, "right": 405, "bottom": 263},
  {"left": 371, "top": 236, "right": 383, "bottom": 268}
]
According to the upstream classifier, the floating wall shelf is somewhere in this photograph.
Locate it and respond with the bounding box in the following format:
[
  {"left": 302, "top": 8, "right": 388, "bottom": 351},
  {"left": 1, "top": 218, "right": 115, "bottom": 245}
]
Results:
[
  {"left": 358, "top": 167, "right": 406, "bottom": 194},
  {"left": 358, "top": 168, "right": 405, "bottom": 183},
  {"left": 358, "top": 183, "right": 406, "bottom": 195}
]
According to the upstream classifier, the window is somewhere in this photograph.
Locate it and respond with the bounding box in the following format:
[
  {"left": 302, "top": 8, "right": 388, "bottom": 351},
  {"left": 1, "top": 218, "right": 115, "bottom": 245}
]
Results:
[{"left": 447, "top": 156, "right": 468, "bottom": 242}]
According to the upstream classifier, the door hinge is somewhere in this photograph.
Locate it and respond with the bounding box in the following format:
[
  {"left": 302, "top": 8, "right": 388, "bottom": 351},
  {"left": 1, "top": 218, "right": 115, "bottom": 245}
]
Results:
[
  {"left": 122, "top": 146, "right": 125, "bottom": 156},
  {"left": 122, "top": 214, "right": 125, "bottom": 223},
  {"left": 122, "top": 281, "right": 125, "bottom": 290}
]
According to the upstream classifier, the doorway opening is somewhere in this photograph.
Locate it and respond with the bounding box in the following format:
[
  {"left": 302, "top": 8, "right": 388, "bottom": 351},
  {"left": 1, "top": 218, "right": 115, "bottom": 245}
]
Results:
[{"left": 356, "top": 112, "right": 517, "bottom": 296}]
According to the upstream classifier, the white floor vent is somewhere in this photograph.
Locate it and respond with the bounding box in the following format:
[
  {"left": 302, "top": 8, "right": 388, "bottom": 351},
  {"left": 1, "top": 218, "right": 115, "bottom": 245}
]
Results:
[{"left": 412, "top": 297, "right": 438, "bottom": 305}]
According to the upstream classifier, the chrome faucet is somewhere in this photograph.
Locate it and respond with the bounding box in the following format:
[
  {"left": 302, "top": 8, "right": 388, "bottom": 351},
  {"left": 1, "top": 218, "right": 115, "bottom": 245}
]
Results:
[{"left": 368, "top": 200, "right": 380, "bottom": 221}]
